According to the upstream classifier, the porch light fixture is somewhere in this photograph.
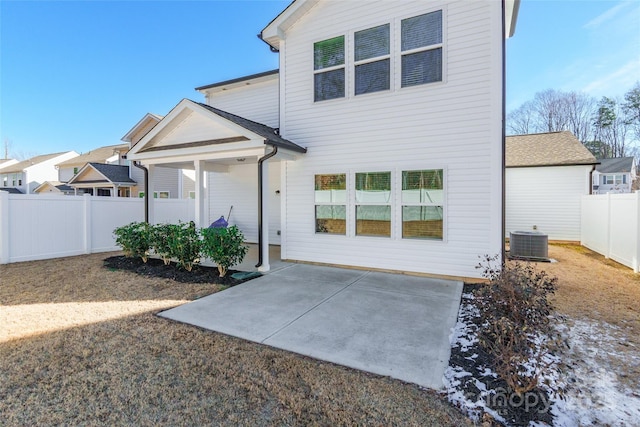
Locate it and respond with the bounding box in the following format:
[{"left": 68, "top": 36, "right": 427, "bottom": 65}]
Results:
[{"left": 236, "top": 158, "right": 246, "bottom": 162}]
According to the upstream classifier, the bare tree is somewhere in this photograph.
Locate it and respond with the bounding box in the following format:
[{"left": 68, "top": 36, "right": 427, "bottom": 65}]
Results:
[
  {"left": 507, "top": 101, "right": 535, "bottom": 135},
  {"left": 507, "top": 89, "right": 595, "bottom": 142}
]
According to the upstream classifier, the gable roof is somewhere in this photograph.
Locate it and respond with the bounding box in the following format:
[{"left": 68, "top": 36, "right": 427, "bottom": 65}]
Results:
[
  {"left": 506, "top": 131, "right": 598, "bottom": 168},
  {"left": 128, "top": 99, "right": 306, "bottom": 159},
  {"left": 68, "top": 163, "right": 136, "bottom": 186},
  {"left": 57, "top": 144, "right": 129, "bottom": 167},
  {"left": 34, "top": 181, "right": 74, "bottom": 193},
  {"left": 121, "top": 113, "right": 164, "bottom": 143},
  {"left": 0, "top": 152, "right": 73, "bottom": 174},
  {"left": 260, "top": 0, "right": 521, "bottom": 50},
  {"left": 595, "top": 157, "right": 635, "bottom": 174}
]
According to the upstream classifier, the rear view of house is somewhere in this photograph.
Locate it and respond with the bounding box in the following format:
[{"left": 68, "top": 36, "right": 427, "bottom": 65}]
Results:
[{"left": 127, "top": 0, "right": 519, "bottom": 279}]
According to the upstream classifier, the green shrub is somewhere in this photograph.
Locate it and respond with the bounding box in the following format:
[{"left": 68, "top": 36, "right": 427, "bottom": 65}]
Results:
[
  {"left": 166, "top": 221, "right": 201, "bottom": 271},
  {"left": 150, "top": 223, "right": 177, "bottom": 265},
  {"left": 113, "top": 222, "right": 151, "bottom": 262},
  {"left": 475, "top": 255, "right": 563, "bottom": 396},
  {"left": 201, "top": 225, "right": 248, "bottom": 277}
]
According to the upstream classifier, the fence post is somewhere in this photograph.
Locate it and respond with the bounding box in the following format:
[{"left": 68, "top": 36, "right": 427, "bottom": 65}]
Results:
[
  {"left": 83, "top": 193, "right": 92, "bottom": 254},
  {"left": 0, "top": 191, "right": 9, "bottom": 264},
  {"left": 635, "top": 191, "right": 640, "bottom": 273},
  {"left": 605, "top": 192, "right": 612, "bottom": 259}
]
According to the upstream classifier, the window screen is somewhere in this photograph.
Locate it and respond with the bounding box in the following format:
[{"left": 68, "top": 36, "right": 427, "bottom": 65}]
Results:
[
  {"left": 354, "top": 24, "right": 390, "bottom": 96},
  {"left": 401, "top": 169, "right": 444, "bottom": 239},
  {"left": 401, "top": 10, "right": 443, "bottom": 88},
  {"left": 355, "top": 172, "right": 391, "bottom": 237},
  {"left": 314, "top": 36, "right": 346, "bottom": 102},
  {"left": 315, "top": 174, "right": 347, "bottom": 234}
]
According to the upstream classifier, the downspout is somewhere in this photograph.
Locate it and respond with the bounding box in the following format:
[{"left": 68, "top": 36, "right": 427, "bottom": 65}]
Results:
[
  {"left": 589, "top": 164, "right": 597, "bottom": 194},
  {"left": 501, "top": 0, "right": 507, "bottom": 264},
  {"left": 256, "top": 144, "right": 278, "bottom": 268},
  {"left": 132, "top": 161, "right": 149, "bottom": 223}
]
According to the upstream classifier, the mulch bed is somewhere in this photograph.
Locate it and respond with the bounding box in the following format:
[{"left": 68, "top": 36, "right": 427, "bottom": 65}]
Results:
[
  {"left": 103, "top": 255, "right": 253, "bottom": 286},
  {"left": 447, "top": 284, "right": 554, "bottom": 426}
]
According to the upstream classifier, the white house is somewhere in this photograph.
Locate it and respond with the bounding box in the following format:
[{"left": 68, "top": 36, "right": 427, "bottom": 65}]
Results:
[
  {"left": 506, "top": 131, "right": 598, "bottom": 241},
  {"left": 56, "top": 143, "right": 130, "bottom": 183},
  {"left": 0, "top": 151, "right": 79, "bottom": 194},
  {"left": 592, "top": 157, "right": 637, "bottom": 194},
  {"left": 122, "top": 113, "right": 194, "bottom": 199},
  {"left": 127, "top": 0, "right": 520, "bottom": 279}
]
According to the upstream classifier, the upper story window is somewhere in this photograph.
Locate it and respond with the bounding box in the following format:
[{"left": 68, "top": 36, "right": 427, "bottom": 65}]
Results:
[
  {"left": 314, "top": 36, "right": 345, "bottom": 101},
  {"left": 401, "top": 10, "right": 443, "bottom": 87},
  {"left": 354, "top": 24, "right": 390, "bottom": 95}
]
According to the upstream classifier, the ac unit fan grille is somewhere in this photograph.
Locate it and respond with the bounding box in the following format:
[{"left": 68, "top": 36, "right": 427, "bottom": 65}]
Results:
[{"left": 510, "top": 231, "right": 548, "bottom": 259}]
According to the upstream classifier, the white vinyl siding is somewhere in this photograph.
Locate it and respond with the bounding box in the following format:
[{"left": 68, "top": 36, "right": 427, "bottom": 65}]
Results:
[
  {"left": 205, "top": 78, "right": 280, "bottom": 128},
  {"left": 208, "top": 162, "right": 281, "bottom": 245},
  {"left": 506, "top": 165, "right": 593, "bottom": 241},
  {"left": 279, "top": 0, "right": 503, "bottom": 278},
  {"left": 131, "top": 165, "right": 180, "bottom": 199}
]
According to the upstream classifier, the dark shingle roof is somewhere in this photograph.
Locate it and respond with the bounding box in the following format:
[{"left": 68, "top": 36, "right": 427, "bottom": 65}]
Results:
[
  {"left": 506, "top": 131, "right": 597, "bottom": 167},
  {"left": 595, "top": 157, "right": 635, "bottom": 174},
  {"left": 57, "top": 144, "right": 129, "bottom": 167},
  {"left": 1, "top": 187, "right": 23, "bottom": 194},
  {"left": 195, "top": 102, "right": 307, "bottom": 153},
  {"left": 87, "top": 163, "right": 136, "bottom": 184},
  {"left": 195, "top": 70, "right": 279, "bottom": 91}
]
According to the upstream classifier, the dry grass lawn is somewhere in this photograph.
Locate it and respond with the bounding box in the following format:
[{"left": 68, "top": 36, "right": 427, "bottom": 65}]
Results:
[{"left": 0, "top": 252, "right": 471, "bottom": 426}]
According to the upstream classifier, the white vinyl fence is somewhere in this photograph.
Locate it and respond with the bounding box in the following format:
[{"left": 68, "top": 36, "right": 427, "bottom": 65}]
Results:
[
  {"left": 581, "top": 192, "right": 640, "bottom": 272},
  {"left": 0, "top": 192, "right": 194, "bottom": 264}
]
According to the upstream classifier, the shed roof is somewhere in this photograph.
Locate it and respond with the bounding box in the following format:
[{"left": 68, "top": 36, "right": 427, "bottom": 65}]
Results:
[
  {"left": 595, "top": 157, "right": 635, "bottom": 174},
  {"left": 506, "top": 131, "right": 598, "bottom": 167}
]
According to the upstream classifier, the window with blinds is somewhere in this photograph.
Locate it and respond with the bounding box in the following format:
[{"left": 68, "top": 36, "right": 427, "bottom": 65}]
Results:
[
  {"left": 401, "top": 169, "right": 444, "bottom": 239},
  {"left": 355, "top": 171, "right": 391, "bottom": 237},
  {"left": 315, "top": 174, "right": 347, "bottom": 234},
  {"left": 354, "top": 24, "right": 390, "bottom": 95},
  {"left": 401, "top": 10, "right": 443, "bottom": 87},
  {"left": 314, "top": 36, "right": 345, "bottom": 101}
]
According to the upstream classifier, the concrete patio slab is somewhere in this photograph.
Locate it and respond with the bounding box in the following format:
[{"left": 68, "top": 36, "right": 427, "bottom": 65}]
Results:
[{"left": 159, "top": 263, "right": 463, "bottom": 390}]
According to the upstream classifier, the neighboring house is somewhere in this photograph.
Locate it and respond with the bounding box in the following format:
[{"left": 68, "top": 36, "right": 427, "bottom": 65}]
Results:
[
  {"left": 127, "top": 0, "right": 520, "bottom": 279},
  {"left": 0, "top": 159, "right": 19, "bottom": 171},
  {"left": 592, "top": 157, "right": 637, "bottom": 194},
  {"left": 67, "top": 162, "right": 137, "bottom": 197},
  {"left": 0, "top": 151, "right": 79, "bottom": 194},
  {"left": 506, "top": 131, "right": 598, "bottom": 241},
  {"left": 56, "top": 143, "right": 129, "bottom": 183},
  {"left": 33, "top": 181, "right": 75, "bottom": 195},
  {"left": 122, "top": 113, "right": 187, "bottom": 199}
]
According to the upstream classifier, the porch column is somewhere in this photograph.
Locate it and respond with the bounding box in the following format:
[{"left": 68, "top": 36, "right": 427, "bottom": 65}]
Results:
[
  {"left": 147, "top": 165, "right": 156, "bottom": 224},
  {"left": 194, "top": 160, "right": 206, "bottom": 228},
  {"left": 258, "top": 160, "right": 270, "bottom": 272},
  {"left": 111, "top": 186, "right": 116, "bottom": 197}
]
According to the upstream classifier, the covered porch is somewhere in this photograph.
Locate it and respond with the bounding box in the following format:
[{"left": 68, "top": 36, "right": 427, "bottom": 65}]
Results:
[{"left": 126, "top": 99, "right": 306, "bottom": 271}]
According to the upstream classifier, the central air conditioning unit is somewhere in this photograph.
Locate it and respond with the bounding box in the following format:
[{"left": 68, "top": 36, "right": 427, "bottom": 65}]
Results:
[{"left": 509, "top": 231, "right": 549, "bottom": 260}]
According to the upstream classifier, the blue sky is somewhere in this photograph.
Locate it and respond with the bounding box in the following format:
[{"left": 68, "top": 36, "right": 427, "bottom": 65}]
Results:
[{"left": 1, "top": 0, "right": 639, "bottom": 158}]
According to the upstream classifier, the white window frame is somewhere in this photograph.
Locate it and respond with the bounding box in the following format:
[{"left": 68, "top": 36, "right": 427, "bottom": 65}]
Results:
[
  {"left": 188, "top": 191, "right": 196, "bottom": 199},
  {"left": 314, "top": 173, "right": 348, "bottom": 235},
  {"left": 313, "top": 35, "right": 346, "bottom": 102},
  {"left": 353, "top": 23, "right": 391, "bottom": 96},
  {"left": 397, "top": 8, "right": 446, "bottom": 90},
  {"left": 399, "top": 168, "right": 446, "bottom": 241},
  {"left": 353, "top": 170, "right": 393, "bottom": 238}
]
